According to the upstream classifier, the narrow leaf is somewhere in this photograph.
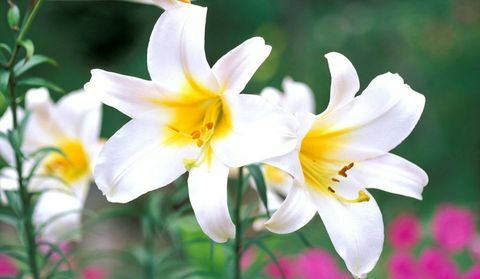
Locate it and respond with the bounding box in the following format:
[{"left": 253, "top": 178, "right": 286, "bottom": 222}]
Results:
[
  {"left": 18, "top": 39, "right": 34, "bottom": 60},
  {"left": 14, "top": 55, "right": 58, "bottom": 76},
  {"left": 252, "top": 240, "right": 286, "bottom": 279},
  {"left": 0, "top": 43, "right": 12, "bottom": 55},
  {"left": 18, "top": 77, "right": 64, "bottom": 93},
  {"left": 246, "top": 164, "right": 270, "bottom": 218}
]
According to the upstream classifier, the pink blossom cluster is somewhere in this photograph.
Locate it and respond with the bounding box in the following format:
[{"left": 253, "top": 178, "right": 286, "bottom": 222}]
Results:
[
  {"left": 387, "top": 204, "right": 479, "bottom": 279},
  {"left": 241, "top": 248, "right": 349, "bottom": 278}
]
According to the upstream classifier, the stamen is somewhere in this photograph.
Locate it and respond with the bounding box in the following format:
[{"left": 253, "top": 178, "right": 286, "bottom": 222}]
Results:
[
  {"left": 191, "top": 130, "right": 201, "bottom": 139},
  {"left": 331, "top": 190, "right": 370, "bottom": 203},
  {"left": 338, "top": 162, "right": 354, "bottom": 177},
  {"left": 206, "top": 122, "right": 214, "bottom": 130},
  {"left": 328, "top": 187, "right": 335, "bottom": 193},
  {"left": 331, "top": 178, "right": 340, "bottom": 182},
  {"left": 183, "top": 158, "right": 197, "bottom": 171},
  {"left": 196, "top": 139, "right": 204, "bottom": 147}
]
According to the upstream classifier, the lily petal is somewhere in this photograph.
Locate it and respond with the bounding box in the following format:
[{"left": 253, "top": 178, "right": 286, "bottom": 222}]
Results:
[
  {"left": 310, "top": 183, "right": 383, "bottom": 278},
  {"left": 282, "top": 77, "right": 316, "bottom": 114},
  {"left": 33, "top": 191, "right": 83, "bottom": 243},
  {"left": 265, "top": 112, "right": 316, "bottom": 183},
  {"left": 0, "top": 109, "right": 17, "bottom": 164},
  {"left": 187, "top": 153, "right": 235, "bottom": 243},
  {"left": 147, "top": 4, "right": 219, "bottom": 92},
  {"left": 85, "top": 69, "right": 171, "bottom": 120},
  {"left": 24, "top": 88, "right": 60, "bottom": 148},
  {"left": 260, "top": 87, "right": 283, "bottom": 106},
  {"left": 94, "top": 119, "right": 200, "bottom": 203},
  {"left": 264, "top": 183, "right": 317, "bottom": 234},
  {"left": 310, "top": 73, "right": 425, "bottom": 161},
  {"left": 55, "top": 90, "right": 102, "bottom": 146},
  {"left": 212, "top": 94, "right": 297, "bottom": 168},
  {"left": 151, "top": 0, "right": 183, "bottom": 9},
  {"left": 212, "top": 37, "right": 271, "bottom": 94},
  {"left": 350, "top": 153, "right": 428, "bottom": 200},
  {"left": 323, "top": 52, "right": 360, "bottom": 114}
]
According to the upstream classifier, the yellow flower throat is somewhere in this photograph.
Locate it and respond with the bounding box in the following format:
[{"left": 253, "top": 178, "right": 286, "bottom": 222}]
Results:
[
  {"left": 299, "top": 129, "right": 370, "bottom": 204},
  {"left": 43, "top": 139, "right": 90, "bottom": 184}
]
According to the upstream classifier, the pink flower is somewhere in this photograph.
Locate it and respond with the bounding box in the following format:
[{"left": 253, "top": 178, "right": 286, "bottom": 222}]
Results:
[
  {"left": 419, "top": 248, "right": 460, "bottom": 279},
  {"left": 265, "top": 257, "right": 295, "bottom": 279},
  {"left": 387, "top": 252, "right": 419, "bottom": 279},
  {"left": 388, "top": 214, "right": 422, "bottom": 249},
  {"left": 0, "top": 254, "right": 18, "bottom": 277},
  {"left": 295, "top": 249, "right": 348, "bottom": 279},
  {"left": 470, "top": 237, "right": 480, "bottom": 262},
  {"left": 431, "top": 204, "right": 476, "bottom": 252},
  {"left": 241, "top": 248, "right": 255, "bottom": 270},
  {"left": 81, "top": 267, "right": 108, "bottom": 279},
  {"left": 465, "top": 265, "right": 480, "bottom": 279}
]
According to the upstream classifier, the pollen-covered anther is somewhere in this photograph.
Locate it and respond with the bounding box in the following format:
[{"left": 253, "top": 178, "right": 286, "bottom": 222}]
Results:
[
  {"left": 190, "top": 130, "right": 201, "bottom": 139},
  {"left": 206, "top": 122, "right": 214, "bottom": 130},
  {"left": 331, "top": 178, "right": 340, "bottom": 182},
  {"left": 338, "top": 162, "right": 354, "bottom": 177},
  {"left": 196, "top": 139, "right": 204, "bottom": 147}
]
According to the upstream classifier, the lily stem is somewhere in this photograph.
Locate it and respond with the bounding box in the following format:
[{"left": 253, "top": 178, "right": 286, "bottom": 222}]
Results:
[
  {"left": 5, "top": 0, "right": 46, "bottom": 278},
  {"left": 233, "top": 166, "right": 244, "bottom": 279}
]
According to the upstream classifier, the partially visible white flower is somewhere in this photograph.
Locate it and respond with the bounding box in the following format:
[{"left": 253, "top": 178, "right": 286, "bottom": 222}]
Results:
[
  {"left": 264, "top": 52, "right": 428, "bottom": 278},
  {"left": 252, "top": 78, "right": 315, "bottom": 230},
  {"left": 0, "top": 88, "right": 102, "bottom": 243},
  {"left": 119, "top": 0, "right": 190, "bottom": 9},
  {"left": 85, "top": 3, "right": 297, "bottom": 243},
  {"left": 261, "top": 77, "right": 315, "bottom": 115}
]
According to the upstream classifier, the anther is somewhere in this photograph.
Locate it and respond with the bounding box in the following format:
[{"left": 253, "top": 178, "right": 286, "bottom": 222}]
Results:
[
  {"left": 328, "top": 187, "right": 336, "bottom": 193},
  {"left": 338, "top": 162, "right": 354, "bottom": 177},
  {"left": 196, "top": 139, "right": 204, "bottom": 147},
  {"left": 331, "top": 178, "right": 340, "bottom": 182},
  {"left": 191, "top": 130, "right": 201, "bottom": 139},
  {"left": 206, "top": 122, "right": 214, "bottom": 130}
]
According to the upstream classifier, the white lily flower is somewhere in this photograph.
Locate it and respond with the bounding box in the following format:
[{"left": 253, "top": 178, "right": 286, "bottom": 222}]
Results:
[
  {"left": 0, "top": 88, "right": 102, "bottom": 243},
  {"left": 264, "top": 52, "right": 428, "bottom": 278},
  {"left": 84, "top": 2, "right": 297, "bottom": 243},
  {"left": 119, "top": 0, "right": 190, "bottom": 9},
  {"left": 252, "top": 77, "right": 315, "bottom": 230}
]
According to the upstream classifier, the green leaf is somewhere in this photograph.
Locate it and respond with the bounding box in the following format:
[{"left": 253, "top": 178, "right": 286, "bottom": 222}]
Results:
[
  {"left": 0, "top": 71, "right": 10, "bottom": 93},
  {"left": 296, "top": 231, "right": 313, "bottom": 248},
  {"left": 0, "top": 207, "right": 17, "bottom": 226},
  {"left": 0, "top": 43, "right": 12, "bottom": 54},
  {"left": 0, "top": 245, "right": 28, "bottom": 263},
  {"left": 251, "top": 240, "right": 286, "bottom": 279},
  {"left": 246, "top": 164, "right": 270, "bottom": 218},
  {"left": 4, "top": 190, "right": 21, "bottom": 217},
  {"left": 7, "top": 4, "right": 20, "bottom": 31},
  {"left": 18, "top": 77, "right": 64, "bottom": 93},
  {"left": 14, "top": 55, "right": 58, "bottom": 76},
  {"left": 0, "top": 153, "right": 9, "bottom": 169},
  {"left": 19, "top": 39, "right": 34, "bottom": 60}
]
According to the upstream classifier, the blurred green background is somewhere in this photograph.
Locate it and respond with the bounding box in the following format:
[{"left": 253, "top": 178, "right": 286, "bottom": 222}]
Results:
[{"left": 1, "top": 0, "right": 479, "bottom": 277}]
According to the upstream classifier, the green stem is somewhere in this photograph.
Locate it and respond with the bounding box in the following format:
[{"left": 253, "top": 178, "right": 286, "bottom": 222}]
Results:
[
  {"left": 143, "top": 217, "right": 155, "bottom": 279},
  {"left": 233, "top": 167, "right": 244, "bottom": 279},
  {"left": 5, "top": 1, "right": 47, "bottom": 278}
]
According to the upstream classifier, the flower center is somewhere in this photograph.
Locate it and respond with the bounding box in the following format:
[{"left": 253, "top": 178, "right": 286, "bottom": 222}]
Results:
[
  {"left": 154, "top": 79, "right": 232, "bottom": 149},
  {"left": 299, "top": 128, "right": 369, "bottom": 204},
  {"left": 43, "top": 139, "right": 90, "bottom": 184}
]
